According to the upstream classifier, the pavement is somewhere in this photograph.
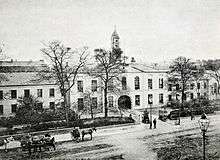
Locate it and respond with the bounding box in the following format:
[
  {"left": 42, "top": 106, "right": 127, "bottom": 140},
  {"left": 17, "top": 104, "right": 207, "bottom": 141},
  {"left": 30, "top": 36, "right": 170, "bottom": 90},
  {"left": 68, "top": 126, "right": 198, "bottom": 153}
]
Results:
[{"left": 0, "top": 111, "right": 219, "bottom": 151}]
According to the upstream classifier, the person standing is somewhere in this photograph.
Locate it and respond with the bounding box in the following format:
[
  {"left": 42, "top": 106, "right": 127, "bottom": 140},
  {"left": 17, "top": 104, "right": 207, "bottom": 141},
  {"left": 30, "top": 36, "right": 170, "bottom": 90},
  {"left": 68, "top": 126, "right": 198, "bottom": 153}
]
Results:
[
  {"left": 149, "top": 120, "right": 152, "bottom": 129},
  {"left": 153, "top": 118, "right": 157, "bottom": 129}
]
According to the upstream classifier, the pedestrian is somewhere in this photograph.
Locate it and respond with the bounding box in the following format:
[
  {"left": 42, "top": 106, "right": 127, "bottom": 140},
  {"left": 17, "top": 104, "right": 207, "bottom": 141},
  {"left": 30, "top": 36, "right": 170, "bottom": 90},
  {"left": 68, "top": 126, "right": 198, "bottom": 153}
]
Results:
[
  {"left": 153, "top": 118, "right": 157, "bottom": 129},
  {"left": 149, "top": 120, "right": 152, "bottom": 129}
]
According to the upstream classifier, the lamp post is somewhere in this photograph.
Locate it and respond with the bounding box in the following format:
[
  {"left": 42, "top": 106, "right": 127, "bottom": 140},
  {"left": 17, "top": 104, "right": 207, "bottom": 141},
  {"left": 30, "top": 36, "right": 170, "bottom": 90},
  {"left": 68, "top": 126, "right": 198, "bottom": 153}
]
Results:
[{"left": 198, "top": 113, "right": 210, "bottom": 160}]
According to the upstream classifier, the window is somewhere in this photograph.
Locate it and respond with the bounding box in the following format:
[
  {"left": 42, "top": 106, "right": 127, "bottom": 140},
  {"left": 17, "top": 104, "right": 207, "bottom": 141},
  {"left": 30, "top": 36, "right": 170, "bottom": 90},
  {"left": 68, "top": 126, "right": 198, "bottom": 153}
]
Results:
[
  {"left": 135, "top": 76, "right": 140, "bottom": 90},
  {"left": 92, "top": 97, "right": 97, "bottom": 108},
  {"left": 135, "top": 95, "right": 140, "bottom": 106},
  {"left": 159, "top": 78, "right": 163, "bottom": 89},
  {"left": 11, "top": 104, "right": 17, "bottom": 113},
  {"left": 168, "top": 95, "right": 172, "bottom": 101},
  {"left": 197, "top": 83, "right": 200, "bottom": 90},
  {"left": 183, "top": 93, "right": 187, "bottom": 101},
  {"left": 37, "top": 102, "right": 43, "bottom": 110},
  {"left": 91, "top": 80, "right": 97, "bottom": 92},
  {"left": 190, "top": 83, "right": 194, "bottom": 90},
  {"left": 214, "top": 83, "right": 217, "bottom": 94},
  {"left": 78, "top": 98, "right": 84, "bottom": 110},
  {"left": 204, "top": 82, "right": 207, "bottom": 89},
  {"left": 190, "top": 93, "right": 194, "bottom": 99},
  {"left": 24, "top": 89, "right": 30, "bottom": 97},
  {"left": 0, "top": 91, "right": 3, "bottom": 100},
  {"left": 108, "top": 79, "right": 114, "bottom": 91},
  {"left": 168, "top": 84, "right": 172, "bottom": 91},
  {"left": 148, "top": 94, "right": 153, "bottom": 104},
  {"left": 122, "top": 77, "right": 127, "bottom": 90},
  {"left": 197, "top": 93, "right": 200, "bottom": 98},
  {"left": 37, "top": 89, "right": 43, "bottom": 97},
  {"left": 176, "top": 84, "right": 180, "bottom": 91},
  {"left": 159, "top": 94, "right": 163, "bottom": 104},
  {"left": 49, "top": 102, "right": 55, "bottom": 110},
  {"left": 0, "top": 105, "right": 3, "bottom": 115},
  {"left": 49, "top": 88, "right": 55, "bottom": 97},
  {"left": 108, "top": 96, "right": 114, "bottom": 107},
  {"left": 11, "top": 90, "right": 17, "bottom": 99},
  {"left": 176, "top": 94, "right": 180, "bottom": 100},
  {"left": 204, "top": 92, "right": 207, "bottom": 98},
  {"left": 148, "top": 79, "right": 152, "bottom": 89},
  {"left": 77, "top": 81, "right": 83, "bottom": 92}
]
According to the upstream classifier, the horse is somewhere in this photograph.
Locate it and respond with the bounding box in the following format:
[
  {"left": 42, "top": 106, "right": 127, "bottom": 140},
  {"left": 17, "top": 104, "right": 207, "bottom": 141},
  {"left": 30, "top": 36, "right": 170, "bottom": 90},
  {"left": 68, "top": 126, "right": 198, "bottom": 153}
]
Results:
[{"left": 81, "top": 127, "right": 96, "bottom": 141}]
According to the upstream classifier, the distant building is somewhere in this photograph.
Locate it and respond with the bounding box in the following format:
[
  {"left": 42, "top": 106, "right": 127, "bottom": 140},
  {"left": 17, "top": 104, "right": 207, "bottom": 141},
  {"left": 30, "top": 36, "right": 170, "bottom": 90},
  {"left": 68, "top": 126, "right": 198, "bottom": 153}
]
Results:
[{"left": 0, "top": 29, "right": 218, "bottom": 117}]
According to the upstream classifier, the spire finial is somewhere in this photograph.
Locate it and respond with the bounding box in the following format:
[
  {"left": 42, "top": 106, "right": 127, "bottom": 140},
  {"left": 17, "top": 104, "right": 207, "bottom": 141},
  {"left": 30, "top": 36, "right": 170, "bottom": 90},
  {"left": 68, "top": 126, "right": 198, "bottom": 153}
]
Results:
[{"left": 114, "top": 25, "right": 116, "bottom": 31}]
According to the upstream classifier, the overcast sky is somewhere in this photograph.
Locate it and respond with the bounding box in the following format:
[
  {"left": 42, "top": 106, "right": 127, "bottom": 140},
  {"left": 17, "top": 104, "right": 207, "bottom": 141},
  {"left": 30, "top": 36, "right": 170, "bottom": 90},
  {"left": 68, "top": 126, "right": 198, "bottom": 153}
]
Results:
[{"left": 0, "top": 0, "right": 220, "bottom": 63}]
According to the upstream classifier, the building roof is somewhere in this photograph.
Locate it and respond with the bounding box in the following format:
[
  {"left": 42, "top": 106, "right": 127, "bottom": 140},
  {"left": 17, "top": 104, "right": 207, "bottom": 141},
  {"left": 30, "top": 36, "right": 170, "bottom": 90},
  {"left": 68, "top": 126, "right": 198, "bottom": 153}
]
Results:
[
  {"left": 0, "top": 72, "right": 55, "bottom": 87},
  {"left": 127, "top": 63, "right": 169, "bottom": 73}
]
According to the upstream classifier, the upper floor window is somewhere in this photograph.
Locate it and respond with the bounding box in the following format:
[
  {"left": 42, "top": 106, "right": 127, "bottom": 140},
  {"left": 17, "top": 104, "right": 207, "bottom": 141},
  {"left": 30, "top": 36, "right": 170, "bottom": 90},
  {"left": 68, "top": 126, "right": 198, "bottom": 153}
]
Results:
[
  {"left": 135, "top": 95, "right": 140, "bottom": 106},
  {"left": 108, "top": 96, "right": 114, "bottom": 107},
  {"left": 77, "top": 81, "right": 83, "bottom": 92},
  {"left": 214, "top": 83, "right": 217, "bottom": 94},
  {"left": 78, "top": 98, "right": 84, "bottom": 110},
  {"left": 190, "top": 83, "right": 194, "bottom": 90},
  {"left": 159, "top": 78, "right": 163, "bottom": 89},
  {"left": 176, "top": 84, "right": 180, "bottom": 91},
  {"left": 37, "top": 89, "right": 43, "bottom": 97},
  {"left": 24, "top": 89, "right": 30, "bottom": 98},
  {"left": 49, "top": 88, "right": 55, "bottom": 97},
  {"left": 11, "top": 104, "right": 17, "bottom": 113},
  {"left": 148, "top": 94, "right": 153, "bottom": 104},
  {"left": 92, "top": 97, "right": 98, "bottom": 108},
  {"left": 134, "top": 76, "right": 140, "bottom": 90},
  {"left": 0, "top": 105, "right": 3, "bottom": 115},
  {"left": 0, "top": 91, "right": 3, "bottom": 100},
  {"left": 168, "top": 84, "right": 172, "bottom": 91},
  {"left": 148, "top": 79, "right": 152, "bottom": 89},
  {"left": 11, "top": 90, "right": 17, "bottom": 99},
  {"left": 91, "top": 80, "right": 97, "bottom": 92},
  {"left": 159, "top": 94, "right": 163, "bottom": 104},
  {"left": 122, "top": 77, "right": 127, "bottom": 90},
  {"left": 197, "top": 83, "right": 200, "bottom": 90},
  {"left": 204, "top": 82, "right": 207, "bottom": 89},
  {"left": 168, "top": 95, "right": 172, "bottom": 101},
  {"left": 190, "top": 93, "right": 194, "bottom": 99}
]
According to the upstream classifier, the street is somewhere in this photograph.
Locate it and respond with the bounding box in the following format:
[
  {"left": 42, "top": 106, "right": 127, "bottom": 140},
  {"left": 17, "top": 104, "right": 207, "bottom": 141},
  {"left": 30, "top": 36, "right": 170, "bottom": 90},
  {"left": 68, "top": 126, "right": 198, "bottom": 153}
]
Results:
[{"left": 0, "top": 112, "right": 220, "bottom": 160}]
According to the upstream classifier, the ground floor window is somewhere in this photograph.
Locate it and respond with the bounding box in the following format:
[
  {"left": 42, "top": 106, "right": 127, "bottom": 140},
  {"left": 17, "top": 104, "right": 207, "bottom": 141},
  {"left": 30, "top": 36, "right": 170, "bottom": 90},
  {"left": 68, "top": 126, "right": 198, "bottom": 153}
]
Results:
[
  {"left": 49, "top": 102, "right": 55, "bottom": 110},
  {"left": 78, "top": 98, "right": 84, "bottom": 110},
  {"left": 11, "top": 104, "right": 17, "bottom": 113},
  {"left": 92, "top": 97, "right": 98, "bottom": 108},
  {"left": 108, "top": 96, "right": 113, "bottom": 107},
  {"left": 0, "top": 105, "right": 3, "bottom": 115}
]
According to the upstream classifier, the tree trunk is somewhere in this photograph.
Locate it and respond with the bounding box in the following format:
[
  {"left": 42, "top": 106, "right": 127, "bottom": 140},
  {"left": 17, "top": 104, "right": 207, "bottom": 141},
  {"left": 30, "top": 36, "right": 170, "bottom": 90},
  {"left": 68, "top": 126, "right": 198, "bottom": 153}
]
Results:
[
  {"left": 63, "top": 93, "right": 69, "bottom": 125},
  {"left": 90, "top": 105, "right": 94, "bottom": 119},
  {"left": 104, "top": 85, "right": 108, "bottom": 118}
]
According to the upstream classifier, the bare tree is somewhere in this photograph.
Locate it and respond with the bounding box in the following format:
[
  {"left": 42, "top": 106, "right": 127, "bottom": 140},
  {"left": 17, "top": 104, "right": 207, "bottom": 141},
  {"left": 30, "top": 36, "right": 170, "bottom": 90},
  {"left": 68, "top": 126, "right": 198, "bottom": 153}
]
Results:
[
  {"left": 89, "top": 48, "right": 125, "bottom": 117},
  {"left": 168, "top": 56, "right": 196, "bottom": 124},
  {"left": 40, "top": 41, "right": 88, "bottom": 124}
]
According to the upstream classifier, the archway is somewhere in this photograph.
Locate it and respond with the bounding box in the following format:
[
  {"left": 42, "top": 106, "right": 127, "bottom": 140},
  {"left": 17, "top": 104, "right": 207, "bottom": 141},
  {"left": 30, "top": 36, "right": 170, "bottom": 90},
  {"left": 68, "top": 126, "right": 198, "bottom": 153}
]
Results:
[{"left": 118, "top": 95, "right": 131, "bottom": 109}]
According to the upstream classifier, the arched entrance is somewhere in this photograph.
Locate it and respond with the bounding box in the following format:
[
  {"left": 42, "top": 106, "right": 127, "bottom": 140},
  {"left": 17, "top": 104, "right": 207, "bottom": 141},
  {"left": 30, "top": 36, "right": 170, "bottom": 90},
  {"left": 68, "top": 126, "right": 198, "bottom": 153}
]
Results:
[{"left": 118, "top": 95, "right": 131, "bottom": 109}]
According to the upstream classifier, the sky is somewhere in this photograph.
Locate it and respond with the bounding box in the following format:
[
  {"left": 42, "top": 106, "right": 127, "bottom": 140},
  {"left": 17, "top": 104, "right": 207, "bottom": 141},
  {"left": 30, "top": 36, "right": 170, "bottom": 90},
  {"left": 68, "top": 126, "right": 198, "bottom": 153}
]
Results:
[{"left": 0, "top": 0, "right": 220, "bottom": 63}]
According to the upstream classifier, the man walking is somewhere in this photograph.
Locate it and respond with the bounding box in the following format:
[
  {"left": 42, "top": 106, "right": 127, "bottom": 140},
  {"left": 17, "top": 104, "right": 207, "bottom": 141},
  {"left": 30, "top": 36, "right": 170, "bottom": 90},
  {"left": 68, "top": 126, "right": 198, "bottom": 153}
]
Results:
[{"left": 153, "top": 118, "right": 157, "bottom": 129}]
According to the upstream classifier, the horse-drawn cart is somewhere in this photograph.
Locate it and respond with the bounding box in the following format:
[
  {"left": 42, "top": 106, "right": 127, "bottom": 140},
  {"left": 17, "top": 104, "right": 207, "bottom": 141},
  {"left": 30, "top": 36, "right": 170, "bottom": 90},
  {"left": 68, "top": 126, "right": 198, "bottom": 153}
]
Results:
[{"left": 20, "top": 134, "right": 55, "bottom": 155}]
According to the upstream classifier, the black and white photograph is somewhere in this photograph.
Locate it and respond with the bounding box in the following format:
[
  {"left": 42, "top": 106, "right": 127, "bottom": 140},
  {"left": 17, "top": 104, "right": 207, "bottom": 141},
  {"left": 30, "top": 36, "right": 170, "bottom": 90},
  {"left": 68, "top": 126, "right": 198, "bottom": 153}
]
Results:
[{"left": 0, "top": 0, "right": 220, "bottom": 159}]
